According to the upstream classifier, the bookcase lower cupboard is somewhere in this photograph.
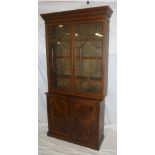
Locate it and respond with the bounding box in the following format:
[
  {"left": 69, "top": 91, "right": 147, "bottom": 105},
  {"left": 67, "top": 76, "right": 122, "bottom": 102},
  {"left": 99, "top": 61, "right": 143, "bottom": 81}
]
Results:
[{"left": 41, "top": 6, "right": 113, "bottom": 150}]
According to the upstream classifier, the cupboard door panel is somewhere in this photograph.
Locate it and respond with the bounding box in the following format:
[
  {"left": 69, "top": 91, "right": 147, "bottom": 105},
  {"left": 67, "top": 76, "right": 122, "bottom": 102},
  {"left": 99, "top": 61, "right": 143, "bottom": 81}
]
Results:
[
  {"left": 72, "top": 98, "right": 98, "bottom": 142},
  {"left": 50, "top": 95, "right": 71, "bottom": 137}
]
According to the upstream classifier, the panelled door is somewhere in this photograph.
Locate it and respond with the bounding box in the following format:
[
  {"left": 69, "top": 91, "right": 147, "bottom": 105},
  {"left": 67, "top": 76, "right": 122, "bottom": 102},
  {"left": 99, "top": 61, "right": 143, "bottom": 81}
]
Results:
[
  {"left": 72, "top": 98, "right": 98, "bottom": 142},
  {"left": 49, "top": 94, "right": 99, "bottom": 142},
  {"left": 49, "top": 95, "right": 71, "bottom": 137}
]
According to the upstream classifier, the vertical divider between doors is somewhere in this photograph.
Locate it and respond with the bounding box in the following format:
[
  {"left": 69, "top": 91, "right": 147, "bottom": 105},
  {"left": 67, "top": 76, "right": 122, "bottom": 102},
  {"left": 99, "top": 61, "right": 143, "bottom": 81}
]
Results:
[
  {"left": 70, "top": 24, "right": 76, "bottom": 138},
  {"left": 71, "top": 24, "right": 76, "bottom": 93}
]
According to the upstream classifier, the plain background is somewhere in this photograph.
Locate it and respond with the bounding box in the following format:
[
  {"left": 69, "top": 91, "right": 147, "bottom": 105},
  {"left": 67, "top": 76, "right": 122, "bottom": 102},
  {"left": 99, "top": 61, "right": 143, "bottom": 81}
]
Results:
[
  {"left": 0, "top": 0, "right": 155, "bottom": 155},
  {"left": 38, "top": 1, "right": 117, "bottom": 126}
]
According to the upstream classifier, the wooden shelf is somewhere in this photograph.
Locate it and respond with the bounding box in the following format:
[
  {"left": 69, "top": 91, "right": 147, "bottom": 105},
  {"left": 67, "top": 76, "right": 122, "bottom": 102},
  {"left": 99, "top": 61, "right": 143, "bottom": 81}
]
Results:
[
  {"left": 55, "top": 56, "right": 102, "bottom": 59},
  {"left": 56, "top": 56, "right": 71, "bottom": 58},
  {"left": 76, "top": 56, "right": 102, "bottom": 59},
  {"left": 76, "top": 76, "right": 102, "bottom": 81},
  {"left": 48, "top": 37, "right": 103, "bottom": 43},
  {"left": 56, "top": 75, "right": 101, "bottom": 81},
  {"left": 57, "top": 75, "right": 71, "bottom": 79}
]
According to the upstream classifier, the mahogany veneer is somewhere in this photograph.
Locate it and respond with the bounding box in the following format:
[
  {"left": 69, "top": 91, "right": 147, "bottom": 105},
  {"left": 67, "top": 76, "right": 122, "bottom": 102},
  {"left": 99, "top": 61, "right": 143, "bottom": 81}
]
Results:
[{"left": 41, "top": 6, "right": 113, "bottom": 150}]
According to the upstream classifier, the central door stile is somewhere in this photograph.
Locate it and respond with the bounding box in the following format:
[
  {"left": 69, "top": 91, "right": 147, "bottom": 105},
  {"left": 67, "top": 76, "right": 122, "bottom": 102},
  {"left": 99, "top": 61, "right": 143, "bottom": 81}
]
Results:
[{"left": 71, "top": 24, "right": 76, "bottom": 93}]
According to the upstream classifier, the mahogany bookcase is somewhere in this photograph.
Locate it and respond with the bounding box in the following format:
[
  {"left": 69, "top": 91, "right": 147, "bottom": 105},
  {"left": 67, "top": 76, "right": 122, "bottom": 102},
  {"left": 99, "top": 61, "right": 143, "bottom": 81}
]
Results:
[{"left": 41, "top": 6, "right": 113, "bottom": 150}]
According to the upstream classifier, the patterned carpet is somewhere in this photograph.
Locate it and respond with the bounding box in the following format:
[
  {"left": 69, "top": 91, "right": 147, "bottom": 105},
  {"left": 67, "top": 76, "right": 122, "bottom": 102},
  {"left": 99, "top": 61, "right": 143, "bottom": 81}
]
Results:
[{"left": 38, "top": 123, "right": 117, "bottom": 155}]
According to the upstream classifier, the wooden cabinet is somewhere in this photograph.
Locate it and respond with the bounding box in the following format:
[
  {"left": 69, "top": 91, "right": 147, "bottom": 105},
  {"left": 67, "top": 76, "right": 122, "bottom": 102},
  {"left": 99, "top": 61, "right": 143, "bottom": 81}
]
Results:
[{"left": 41, "top": 6, "right": 113, "bottom": 150}]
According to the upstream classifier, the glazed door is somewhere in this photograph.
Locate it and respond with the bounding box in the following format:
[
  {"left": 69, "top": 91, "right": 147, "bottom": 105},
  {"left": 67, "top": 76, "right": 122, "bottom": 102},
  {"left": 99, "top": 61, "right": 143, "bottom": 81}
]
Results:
[
  {"left": 46, "top": 24, "right": 72, "bottom": 91},
  {"left": 46, "top": 22, "right": 103, "bottom": 94},
  {"left": 74, "top": 22, "right": 103, "bottom": 93}
]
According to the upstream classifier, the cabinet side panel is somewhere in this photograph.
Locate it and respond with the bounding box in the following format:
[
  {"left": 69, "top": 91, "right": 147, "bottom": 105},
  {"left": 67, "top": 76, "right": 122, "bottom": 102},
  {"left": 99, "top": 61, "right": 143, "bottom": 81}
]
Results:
[
  {"left": 45, "top": 25, "right": 52, "bottom": 91},
  {"left": 46, "top": 94, "right": 52, "bottom": 133},
  {"left": 99, "top": 99, "right": 105, "bottom": 141},
  {"left": 103, "top": 19, "right": 110, "bottom": 97}
]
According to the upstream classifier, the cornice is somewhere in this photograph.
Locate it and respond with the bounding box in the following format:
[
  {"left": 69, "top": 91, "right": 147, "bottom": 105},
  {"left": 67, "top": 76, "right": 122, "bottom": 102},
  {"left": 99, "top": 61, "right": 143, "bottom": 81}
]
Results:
[{"left": 41, "top": 6, "right": 113, "bottom": 23}]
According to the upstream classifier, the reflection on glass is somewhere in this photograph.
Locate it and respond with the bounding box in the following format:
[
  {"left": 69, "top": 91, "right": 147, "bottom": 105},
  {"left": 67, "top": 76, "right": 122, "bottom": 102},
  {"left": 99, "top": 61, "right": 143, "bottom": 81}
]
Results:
[
  {"left": 95, "top": 32, "right": 103, "bottom": 37},
  {"left": 58, "top": 24, "right": 63, "bottom": 28}
]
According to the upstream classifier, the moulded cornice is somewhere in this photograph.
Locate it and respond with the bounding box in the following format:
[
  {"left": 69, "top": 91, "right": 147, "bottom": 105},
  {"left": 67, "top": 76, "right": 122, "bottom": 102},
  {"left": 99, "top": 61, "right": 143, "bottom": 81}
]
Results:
[{"left": 41, "top": 6, "right": 113, "bottom": 23}]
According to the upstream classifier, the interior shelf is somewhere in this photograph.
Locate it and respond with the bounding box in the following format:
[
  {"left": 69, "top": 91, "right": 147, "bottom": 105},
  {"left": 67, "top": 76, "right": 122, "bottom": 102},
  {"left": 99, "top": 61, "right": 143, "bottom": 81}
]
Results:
[
  {"left": 76, "top": 76, "right": 102, "bottom": 81},
  {"left": 55, "top": 56, "right": 102, "bottom": 59},
  {"left": 56, "top": 75, "right": 102, "bottom": 81},
  {"left": 48, "top": 37, "right": 103, "bottom": 43}
]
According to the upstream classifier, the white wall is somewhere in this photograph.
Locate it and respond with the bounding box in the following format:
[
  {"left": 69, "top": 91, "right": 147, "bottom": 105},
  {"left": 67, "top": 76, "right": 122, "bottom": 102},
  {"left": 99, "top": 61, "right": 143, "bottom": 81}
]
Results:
[{"left": 38, "top": 1, "right": 117, "bottom": 126}]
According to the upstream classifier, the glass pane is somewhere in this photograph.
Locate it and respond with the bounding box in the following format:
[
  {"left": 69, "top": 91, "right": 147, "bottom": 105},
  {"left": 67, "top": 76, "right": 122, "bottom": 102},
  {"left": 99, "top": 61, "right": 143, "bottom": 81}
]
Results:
[
  {"left": 76, "top": 79, "right": 102, "bottom": 93},
  {"left": 75, "top": 22, "right": 103, "bottom": 93},
  {"left": 47, "top": 24, "right": 72, "bottom": 90},
  {"left": 55, "top": 58, "right": 71, "bottom": 75},
  {"left": 57, "top": 79, "right": 71, "bottom": 89}
]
